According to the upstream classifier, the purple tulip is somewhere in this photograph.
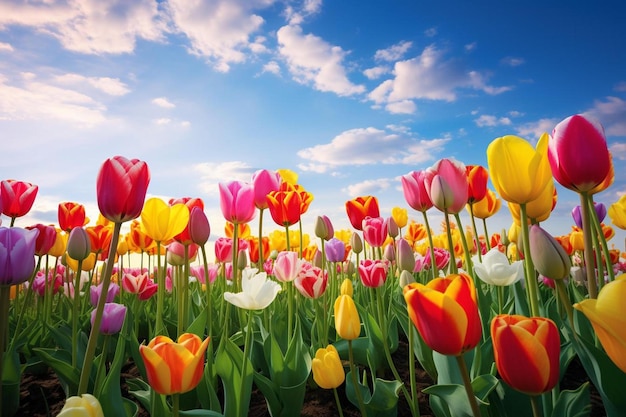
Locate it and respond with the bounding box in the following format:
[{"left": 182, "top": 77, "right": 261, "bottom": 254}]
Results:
[
  {"left": 91, "top": 302, "right": 126, "bottom": 335},
  {"left": 571, "top": 202, "right": 607, "bottom": 228},
  {"left": 325, "top": 238, "right": 346, "bottom": 263},
  {"left": 90, "top": 282, "right": 120, "bottom": 306},
  {"left": 0, "top": 227, "right": 39, "bottom": 286}
]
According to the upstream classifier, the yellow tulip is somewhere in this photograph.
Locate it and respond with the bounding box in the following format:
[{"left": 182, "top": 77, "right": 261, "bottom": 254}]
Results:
[
  {"left": 340, "top": 278, "right": 353, "bottom": 297},
  {"left": 57, "top": 394, "right": 104, "bottom": 417},
  {"left": 391, "top": 206, "right": 408, "bottom": 229},
  {"left": 66, "top": 252, "right": 97, "bottom": 272},
  {"left": 334, "top": 294, "right": 361, "bottom": 340},
  {"left": 140, "top": 198, "right": 189, "bottom": 243},
  {"left": 334, "top": 229, "right": 353, "bottom": 246},
  {"left": 469, "top": 189, "right": 501, "bottom": 219},
  {"left": 574, "top": 275, "right": 626, "bottom": 373},
  {"left": 49, "top": 228, "right": 68, "bottom": 258},
  {"left": 508, "top": 181, "right": 557, "bottom": 226},
  {"left": 277, "top": 168, "right": 298, "bottom": 185},
  {"left": 311, "top": 344, "right": 345, "bottom": 389},
  {"left": 487, "top": 134, "right": 553, "bottom": 205},
  {"left": 608, "top": 195, "right": 626, "bottom": 230}
]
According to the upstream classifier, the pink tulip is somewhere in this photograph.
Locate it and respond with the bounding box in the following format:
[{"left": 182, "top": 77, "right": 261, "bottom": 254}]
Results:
[
  {"left": 122, "top": 271, "right": 158, "bottom": 301},
  {"left": 362, "top": 216, "right": 387, "bottom": 248},
  {"left": 273, "top": 251, "right": 300, "bottom": 282},
  {"left": 1, "top": 180, "right": 38, "bottom": 219},
  {"left": 190, "top": 264, "right": 219, "bottom": 285},
  {"left": 189, "top": 207, "right": 210, "bottom": 246},
  {"left": 294, "top": 261, "right": 328, "bottom": 298},
  {"left": 401, "top": 171, "right": 433, "bottom": 212},
  {"left": 423, "top": 158, "right": 469, "bottom": 214},
  {"left": 358, "top": 259, "right": 389, "bottom": 288},
  {"left": 96, "top": 156, "right": 150, "bottom": 223},
  {"left": 252, "top": 169, "right": 282, "bottom": 210},
  {"left": 219, "top": 181, "right": 256, "bottom": 224},
  {"left": 549, "top": 114, "right": 611, "bottom": 193},
  {"left": 91, "top": 303, "right": 126, "bottom": 335}
]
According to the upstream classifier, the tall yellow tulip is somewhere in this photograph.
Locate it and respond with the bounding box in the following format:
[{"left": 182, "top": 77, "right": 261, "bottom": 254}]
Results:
[
  {"left": 574, "top": 275, "right": 626, "bottom": 373},
  {"left": 140, "top": 198, "right": 190, "bottom": 243},
  {"left": 487, "top": 134, "right": 553, "bottom": 205},
  {"left": 334, "top": 294, "right": 361, "bottom": 340},
  {"left": 608, "top": 195, "right": 626, "bottom": 229},
  {"left": 508, "top": 181, "right": 557, "bottom": 226}
]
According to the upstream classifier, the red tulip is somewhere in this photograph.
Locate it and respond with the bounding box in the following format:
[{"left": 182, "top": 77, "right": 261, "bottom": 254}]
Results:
[
  {"left": 96, "top": 156, "right": 150, "bottom": 223},
  {"left": 26, "top": 223, "right": 57, "bottom": 256},
  {"left": 58, "top": 202, "right": 88, "bottom": 232},
  {"left": 548, "top": 114, "right": 611, "bottom": 193},
  {"left": 1, "top": 179, "right": 38, "bottom": 220},
  {"left": 491, "top": 314, "right": 560, "bottom": 395},
  {"left": 266, "top": 189, "right": 302, "bottom": 227},
  {"left": 401, "top": 171, "right": 433, "bottom": 212},
  {"left": 466, "top": 165, "right": 489, "bottom": 204},
  {"left": 345, "top": 196, "right": 380, "bottom": 231}
]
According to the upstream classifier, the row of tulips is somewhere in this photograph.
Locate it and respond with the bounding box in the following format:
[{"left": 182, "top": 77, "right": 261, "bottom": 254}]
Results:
[{"left": 0, "top": 113, "right": 625, "bottom": 417}]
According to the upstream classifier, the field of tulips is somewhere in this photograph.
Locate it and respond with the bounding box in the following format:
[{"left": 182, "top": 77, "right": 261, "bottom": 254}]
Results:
[{"left": 1, "top": 113, "right": 626, "bottom": 417}]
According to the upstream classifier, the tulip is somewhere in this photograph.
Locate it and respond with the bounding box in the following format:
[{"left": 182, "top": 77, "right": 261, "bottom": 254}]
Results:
[
  {"left": 294, "top": 261, "right": 328, "bottom": 298},
  {"left": 32, "top": 270, "right": 63, "bottom": 297},
  {"left": 140, "top": 198, "right": 190, "bottom": 243},
  {"left": 403, "top": 273, "right": 481, "bottom": 356},
  {"left": 315, "top": 215, "right": 334, "bottom": 241},
  {"left": 219, "top": 180, "right": 256, "bottom": 225},
  {"left": 340, "top": 278, "right": 353, "bottom": 297},
  {"left": 404, "top": 221, "right": 427, "bottom": 246},
  {"left": 491, "top": 314, "right": 560, "bottom": 396},
  {"left": 397, "top": 238, "right": 416, "bottom": 273},
  {"left": 58, "top": 202, "right": 89, "bottom": 232},
  {"left": 0, "top": 179, "right": 38, "bottom": 220},
  {"left": 401, "top": 170, "right": 433, "bottom": 212},
  {"left": 122, "top": 271, "right": 158, "bottom": 301},
  {"left": 529, "top": 225, "right": 571, "bottom": 280},
  {"left": 169, "top": 197, "right": 204, "bottom": 245},
  {"left": 574, "top": 275, "right": 626, "bottom": 373},
  {"left": 128, "top": 220, "right": 154, "bottom": 253},
  {"left": 358, "top": 259, "right": 388, "bottom": 288},
  {"left": 549, "top": 114, "right": 611, "bottom": 193},
  {"left": 96, "top": 156, "right": 150, "bottom": 223},
  {"left": 252, "top": 169, "right": 282, "bottom": 210},
  {"left": 609, "top": 195, "right": 626, "bottom": 229},
  {"left": 190, "top": 264, "right": 219, "bottom": 286},
  {"left": 26, "top": 223, "right": 57, "bottom": 256},
  {"left": 473, "top": 248, "right": 523, "bottom": 286},
  {"left": 362, "top": 216, "right": 387, "bottom": 248},
  {"left": 247, "top": 236, "right": 269, "bottom": 264},
  {"left": 223, "top": 267, "right": 281, "bottom": 310},
  {"left": 86, "top": 224, "right": 113, "bottom": 260},
  {"left": 469, "top": 189, "right": 501, "bottom": 220},
  {"left": 90, "top": 282, "right": 120, "bottom": 307},
  {"left": 350, "top": 232, "right": 363, "bottom": 254},
  {"left": 57, "top": 393, "right": 104, "bottom": 417},
  {"left": 188, "top": 206, "right": 210, "bottom": 246},
  {"left": 266, "top": 189, "right": 302, "bottom": 227},
  {"left": 334, "top": 294, "right": 361, "bottom": 340},
  {"left": 140, "top": 333, "right": 210, "bottom": 395},
  {"left": 67, "top": 227, "right": 91, "bottom": 262},
  {"left": 423, "top": 158, "right": 469, "bottom": 215},
  {"left": 312, "top": 344, "right": 345, "bottom": 389},
  {"left": 0, "top": 227, "right": 39, "bottom": 286},
  {"left": 572, "top": 202, "right": 607, "bottom": 229},
  {"left": 345, "top": 196, "right": 380, "bottom": 231},
  {"left": 466, "top": 165, "right": 489, "bottom": 204},
  {"left": 91, "top": 302, "right": 126, "bottom": 335},
  {"left": 273, "top": 251, "right": 300, "bottom": 282},
  {"left": 167, "top": 241, "right": 198, "bottom": 266},
  {"left": 508, "top": 181, "right": 557, "bottom": 226},
  {"left": 391, "top": 207, "right": 408, "bottom": 229},
  {"left": 48, "top": 228, "right": 67, "bottom": 258},
  {"left": 487, "top": 134, "right": 553, "bottom": 205}
]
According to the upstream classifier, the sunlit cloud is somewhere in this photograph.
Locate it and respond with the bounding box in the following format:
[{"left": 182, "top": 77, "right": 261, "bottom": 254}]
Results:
[
  {"left": 584, "top": 96, "right": 626, "bottom": 137},
  {"left": 474, "top": 114, "right": 512, "bottom": 127},
  {"left": 193, "top": 160, "right": 255, "bottom": 195},
  {"left": 152, "top": 97, "right": 176, "bottom": 108},
  {"left": 343, "top": 178, "right": 393, "bottom": 197},
  {"left": 374, "top": 41, "right": 412, "bottom": 62}
]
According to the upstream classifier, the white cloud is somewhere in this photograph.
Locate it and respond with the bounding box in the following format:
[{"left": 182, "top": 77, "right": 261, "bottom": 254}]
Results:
[
  {"left": 284, "top": 0, "right": 322, "bottom": 25},
  {"left": 55, "top": 73, "right": 130, "bottom": 96},
  {"left": 152, "top": 97, "right": 176, "bottom": 108},
  {"left": 343, "top": 178, "right": 393, "bottom": 197},
  {"left": 474, "top": 114, "right": 512, "bottom": 127},
  {"left": 276, "top": 24, "right": 366, "bottom": 97},
  {"left": 297, "top": 127, "right": 448, "bottom": 171},
  {"left": 615, "top": 82, "right": 626, "bottom": 92},
  {"left": 193, "top": 161, "right": 255, "bottom": 195},
  {"left": 0, "top": 42, "right": 13, "bottom": 52},
  {"left": 584, "top": 96, "right": 626, "bottom": 137},
  {"left": 154, "top": 118, "right": 171, "bottom": 125},
  {"left": 368, "top": 44, "right": 511, "bottom": 110},
  {"left": 464, "top": 42, "right": 477, "bottom": 52},
  {"left": 501, "top": 56, "right": 525, "bottom": 67},
  {"left": 262, "top": 61, "right": 281, "bottom": 75},
  {"left": 0, "top": 72, "right": 108, "bottom": 126},
  {"left": 0, "top": 0, "right": 166, "bottom": 54},
  {"left": 374, "top": 41, "right": 412, "bottom": 62},
  {"left": 167, "top": 0, "right": 268, "bottom": 72},
  {"left": 515, "top": 118, "right": 558, "bottom": 141},
  {"left": 363, "top": 66, "right": 389, "bottom": 80},
  {"left": 424, "top": 27, "right": 437, "bottom": 37},
  {"left": 385, "top": 99, "right": 416, "bottom": 114},
  {"left": 610, "top": 142, "right": 626, "bottom": 160}
]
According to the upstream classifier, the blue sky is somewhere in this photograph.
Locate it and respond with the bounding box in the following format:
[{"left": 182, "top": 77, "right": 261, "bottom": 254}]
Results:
[{"left": 1, "top": 0, "right": 625, "bottom": 252}]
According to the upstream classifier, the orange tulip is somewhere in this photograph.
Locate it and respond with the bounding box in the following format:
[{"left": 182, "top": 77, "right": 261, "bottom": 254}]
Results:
[
  {"left": 403, "top": 273, "right": 481, "bottom": 356},
  {"left": 469, "top": 189, "right": 501, "bottom": 220},
  {"left": 139, "top": 333, "right": 210, "bottom": 395},
  {"left": 129, "top": 220, "right": 155, "bottom": 253},
  {"left": 266, "top": 189, "right": 303, "bottom": 227},
  {"left": 58, "top": 202, "right": 89, "bottom": 232},
  {"left": 86, "top": 224, "right": 113, "bottom": 260},
  {"left": 345, "top": 196, "right": 380, "bottom": 231},
  {"left": 491, "top": 314, "right": 560, "bottom": 396}
]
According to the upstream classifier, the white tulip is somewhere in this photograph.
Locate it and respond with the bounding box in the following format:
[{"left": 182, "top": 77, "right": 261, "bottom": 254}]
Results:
[
  {"left": 224, "top": 267, "right": 281, "bottom": 310},
  {"left": 473, "top": 248, "right": 523, "bottom": 286}
]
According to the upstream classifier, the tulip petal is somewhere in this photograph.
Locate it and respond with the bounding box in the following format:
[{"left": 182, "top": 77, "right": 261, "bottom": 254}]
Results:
[{"left": 139, "top": 345, "right": 172, "bottom": 395}]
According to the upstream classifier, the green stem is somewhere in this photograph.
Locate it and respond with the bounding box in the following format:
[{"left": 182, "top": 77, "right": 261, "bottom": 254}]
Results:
[
  {"left": 9, "top": 256, "right": 42, "bottom": 353},
  {"left": 468, "top": 205, "right": 482, "bottom": 263},
  {"left": 421, "top": 211, "right": 438, "bottom": 280},
  {"left": 519, "top": 204, "right": 540, "bottom": 317},
  {"left": 454, "top": 213, "right": 474, "bottom": 278},
  {"left": 155, "top": 241, "right": 165, "bottom": 336},
  {"left": 78, "top": 221, "right": 122, "bottom": 395},
  {"left": 497, "top": 286, "right": 504, "bottom": 315},
  {"left": 455, "top": 354, "right": 481, "bottom": 417},
  {"left": 0, "top": 286, "right": 11, "bottom": 413},
  {"left": 172, "top": 393, "right": 180, "bottom": 417},
  {"left": 94, "top": 335, "right": 110, "bottom": 398},
  {"left": 200, "top": 246, "right": 212, "bottom": 339},
  {"left": 182, "top": 244, "right": 190, "bottom": 334},
  {"left": 333, "top": 388, "right": 345, "bottom": 417},
  {"left": 530, "top": 394, "right": 542, "bottom": 417},
  {"left": 482, "top": 218, "right": 491, "bottom": 251},
  {"left": 554, "top": 279, "right": 574, "bottom": 328},
  {"left": 408, "top": 315, "right": 420, "bottom": 417},
  {"left": 348, "top": 340, "right": 367, "bottom": 417},
  {"left": 239, "top": 310, "right": 253, "bottom": 417},
  {"left": 587, "top": 196, "right": 615, "bottom": 283},
  {"left": 579, "top": 193, "right": 598, "bottom": 299},
  {"left": 444, "top": 212, "right": 458, "bottom": 274},
  {"left": 72, "top": 259, "right": 84, "bottom": 368}
]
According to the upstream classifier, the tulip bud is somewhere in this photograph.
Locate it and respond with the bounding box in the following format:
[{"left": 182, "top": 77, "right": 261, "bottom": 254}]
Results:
[
  {"left": 67, "top": 227, "right": 91, "bottom": 262},
  {"left": 399, "top": 270, "right": 415, "bottom": 288},
  {"left": 312, "top": 345, "right": 345, "bottom": 389},
  {"left": 92, "top": 302, "right": 126, "bottom": 335},
  {"left": 58, "top": 393, "right": 104, "bottom": 417},
  {"left": 383, "top": 243, "right": 395, "bottom": 263},
  {"left": 238, "top": 249, "right": 248, "bottom": 270},
  {"left": 529, "top": 225, "right": 571, "bottom": 280},
  {"left": 386, "top": 216, "right": 399, "bottom": 239},
  {"left": 314, "top": 215, "right": 334, "bottom": 241},
  {"left": 334, "top": 294, "right": 361, "bottom": 340},
  {"left": 396, "top": 238, "right": 416, "bottom": 273},
  {"left": 340, "top": 278, "right": 353, "bottom": 297},
  {"left": 350, "top": 232, "right": 363, "bottom": 254},
  {"left": 189, "top": 206, "right": 210, "bottom": 246}
]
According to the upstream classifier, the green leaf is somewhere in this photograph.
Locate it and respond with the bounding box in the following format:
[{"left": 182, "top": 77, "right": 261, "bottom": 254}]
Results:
[
  {"left": 32, "top": 347, "right": 80, "bottom": 395},
  {"left": 179, "top": 410, "right": 224, "bottom": 417},
  {"left": 551, "top": 383, "right": 591, "bottom": 417},
  {"left": 215, "top": 337, "right": 253, "bottom": 417},
  {"left": 99, "top": 331, "right": 128, "bottom": 417},
  {"left": 186, "top": 306, "right": 207, "bottom": 337},
  {"left": 423, "top": 384, "right": 473, "bottom": 417}
]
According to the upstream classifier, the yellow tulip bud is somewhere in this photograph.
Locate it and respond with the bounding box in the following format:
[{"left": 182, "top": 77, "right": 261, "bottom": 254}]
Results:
[
  {"left": 334, "top": 294, "right": 361, "bottom": 340},
  {"left": 340, "top": 278, "right": 353, "bottom": 297},
  {"left": 57, "top": 394, "right": 104, "bottom": 417},
  {"left": 311, "top": 344, "right": 345, "bottom": 389}
]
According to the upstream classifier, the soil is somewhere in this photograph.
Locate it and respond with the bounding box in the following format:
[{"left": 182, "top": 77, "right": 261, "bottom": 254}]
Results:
[{"left": 17, "top": 338, "right": 605, "bottom": 417}]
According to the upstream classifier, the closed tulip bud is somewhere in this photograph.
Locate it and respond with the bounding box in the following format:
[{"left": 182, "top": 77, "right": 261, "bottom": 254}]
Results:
[
  {"left": 397, "top": 238, "right": 416, "bottom": 273},
  {"left": 325, "top": 238, "right": 346, "bottom": 263},
  {"left": 386, "top": 216, "right": 399, "bottom": 239},
  {"left": 383, "top": 244, "right": 395, "bottom": 263},
  {"left": 315, "top": 215, "right": 334, "bottom": 241},
  {"left": 574, "top": 275, "right": 626, "bottom": 373},
  {"left": 491, "top": 314, "right": 560, "bottom": 396},
  {"left": 67, "top": 227, "right": 91, "bottom": 262},
  {"left": 97, "top": 156, "right": 150, "bottom": 223},
  {"left": 273, "top": 251, "right": 300, "bottom": 282},
  {"left": 57, "top": 394, "right": 104, "bottom": 417},
  {"left": 340, "top": 278, "right": 353, "bottom": 297},
  {"left": 350, "top": 232, "right": 363, "bottom": 254},
  {"left": 312, "top": 344, "right": 345, "bottom": 389},
  {"left": 391, "top": 207, "right": 408, "bottom": 229},
  {"left": 529, "top": 225, "right": 571, "bottom": 280},
  {"left": 189, "top": 206, "right": 210, "bottom": 246},
  {"left": 423, "top": 158, "right": 469, "bottom": 214},
  {"left": 237, "top": 249, "right": 248, "bottom": 270},
  {"left": 334, "top": 294, "right": 361, "bottom": 340},
  {"left": 399, "top": 270, "right": 416, "bottom": 288}
]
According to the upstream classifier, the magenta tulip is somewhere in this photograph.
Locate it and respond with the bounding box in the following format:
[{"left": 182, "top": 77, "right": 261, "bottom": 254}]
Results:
[
  {"left": 362, "top": 216, "right": 388, "bottom": 248},
  {"left": 423, "top": 158, "right": 469, "bottom": 214},
  {"left": 91, "top": 303, "right": 126, "bottom": 335},
  {"left": 219, "top": 181, "right": 256, "bottom": 224},
  {"left": 0, "top": 227, "right": 39, "bottom": 285},
  {"left": 358, "top": 259, "right": 389, "bottom": 288},
  {"left": 549, "top": 114, "right": 611, "bottom": 193},
  {"left": 189, "top": 206, "right": 211, "bottom": 246},
  {"left": 401, "top": 170, "right": 433, "bottom": 212},
  {"left": 1, "top": 179, "right": 38, "bottom": 219},
  {"left": 252, "top": 169, "right": 282, "bottom": 210},
  {"left": 96, "top": 156, "right": 150, "bottom": 223}
]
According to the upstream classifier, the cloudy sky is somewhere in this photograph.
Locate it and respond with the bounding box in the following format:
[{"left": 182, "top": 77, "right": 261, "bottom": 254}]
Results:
[{"left": 1, "top": 0, "right": 625, "bottom": 251}]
